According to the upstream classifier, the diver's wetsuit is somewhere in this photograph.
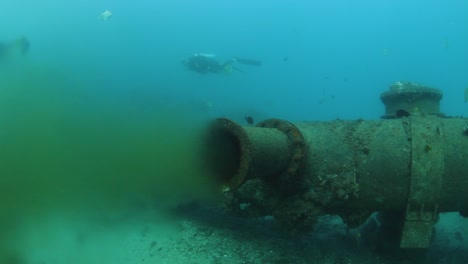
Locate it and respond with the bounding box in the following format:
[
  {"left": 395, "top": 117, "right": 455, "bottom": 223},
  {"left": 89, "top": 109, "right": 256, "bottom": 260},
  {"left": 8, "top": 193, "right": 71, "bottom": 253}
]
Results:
[
  {"left": 183, "top": 54, "right": 233, "bottom": 74},
  {"left": 183, "top": 53, "right": 262, "bottom": 74}
]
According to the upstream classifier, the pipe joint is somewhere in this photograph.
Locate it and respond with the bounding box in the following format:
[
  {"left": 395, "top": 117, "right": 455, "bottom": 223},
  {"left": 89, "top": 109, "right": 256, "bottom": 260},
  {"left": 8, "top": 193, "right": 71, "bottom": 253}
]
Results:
[{"left": 206, "top": 118, "right": 306, "bottom": 194}]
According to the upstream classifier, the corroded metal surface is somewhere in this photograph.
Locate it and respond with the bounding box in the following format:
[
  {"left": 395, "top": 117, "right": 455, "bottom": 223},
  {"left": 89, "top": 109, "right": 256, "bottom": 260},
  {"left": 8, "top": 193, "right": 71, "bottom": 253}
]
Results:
[{"left": 207, "top": 116, "right": 468, "bottom": 243}]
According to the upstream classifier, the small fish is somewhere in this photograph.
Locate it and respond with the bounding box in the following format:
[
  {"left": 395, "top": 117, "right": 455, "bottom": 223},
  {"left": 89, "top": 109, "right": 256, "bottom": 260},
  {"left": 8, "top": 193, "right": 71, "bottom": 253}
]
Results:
[
  {"left": 244, "top": 116, "right": 254, "bottom": 125},
  {"left": 99, "top": 10, "right": 112, "bottom": 21},
  {"left": 465, "top": 87, "right": 468, "bottom": 102}
]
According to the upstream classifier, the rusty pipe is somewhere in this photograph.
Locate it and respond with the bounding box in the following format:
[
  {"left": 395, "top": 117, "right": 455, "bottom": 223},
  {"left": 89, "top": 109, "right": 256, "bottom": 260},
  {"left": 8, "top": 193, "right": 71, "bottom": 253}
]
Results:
[{"left": 205, "top": 115, "right": 468, "bottom": 248}]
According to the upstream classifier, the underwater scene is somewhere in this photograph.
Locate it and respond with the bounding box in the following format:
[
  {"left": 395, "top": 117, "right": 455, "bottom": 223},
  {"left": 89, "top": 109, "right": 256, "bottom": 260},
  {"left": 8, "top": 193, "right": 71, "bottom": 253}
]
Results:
[{"left": 1, "top": 0, "right": 468, "bottom": 263}]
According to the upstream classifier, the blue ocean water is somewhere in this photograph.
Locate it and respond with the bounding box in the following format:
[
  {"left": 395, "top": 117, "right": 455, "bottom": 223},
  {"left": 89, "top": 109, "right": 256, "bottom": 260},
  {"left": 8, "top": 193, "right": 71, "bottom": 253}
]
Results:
[
  {"left": 1, "top": 1, "right": 468, "bottom": 263},
  {"left": 2, "top": 0, "right": 467, "bottom": 121}
]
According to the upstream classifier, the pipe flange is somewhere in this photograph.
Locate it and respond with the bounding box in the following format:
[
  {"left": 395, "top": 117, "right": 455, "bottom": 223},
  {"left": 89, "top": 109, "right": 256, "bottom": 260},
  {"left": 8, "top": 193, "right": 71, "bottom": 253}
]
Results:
[
  {"left": 257, "top": 118, "right": 307, "bottom": 190},
  {"left": 208, "top": 118, "right": 251, "bottom": 191}
]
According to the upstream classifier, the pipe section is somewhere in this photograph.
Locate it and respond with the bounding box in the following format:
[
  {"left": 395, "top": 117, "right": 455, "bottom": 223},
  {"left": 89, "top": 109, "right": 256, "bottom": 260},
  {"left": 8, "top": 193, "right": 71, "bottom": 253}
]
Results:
[
  {"left": 205, "top": 118, "right": 306, "bottom": 193},
  {"left": 205, "top": 115, "right": 468, "bottom": 247}
]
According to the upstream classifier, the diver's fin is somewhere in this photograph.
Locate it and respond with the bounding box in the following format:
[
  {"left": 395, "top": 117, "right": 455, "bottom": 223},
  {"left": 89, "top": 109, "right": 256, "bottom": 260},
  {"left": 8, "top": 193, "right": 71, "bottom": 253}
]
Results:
[{"left": 233, "top": 57, "right": 262, "bottom": 66}]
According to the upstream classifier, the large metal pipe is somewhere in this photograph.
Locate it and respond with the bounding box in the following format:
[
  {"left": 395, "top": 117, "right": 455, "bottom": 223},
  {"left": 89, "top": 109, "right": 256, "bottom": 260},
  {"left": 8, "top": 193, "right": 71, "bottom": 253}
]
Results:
[{"left": 204, "top": 82, "right": 468, "bottom": 249}]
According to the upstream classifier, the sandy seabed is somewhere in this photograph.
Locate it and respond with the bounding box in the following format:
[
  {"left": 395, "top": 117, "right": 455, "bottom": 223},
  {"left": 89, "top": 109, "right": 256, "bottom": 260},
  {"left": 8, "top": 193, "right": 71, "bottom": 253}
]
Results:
[{"left": 16, "top": 207, "right": 468, "bottom": 264}]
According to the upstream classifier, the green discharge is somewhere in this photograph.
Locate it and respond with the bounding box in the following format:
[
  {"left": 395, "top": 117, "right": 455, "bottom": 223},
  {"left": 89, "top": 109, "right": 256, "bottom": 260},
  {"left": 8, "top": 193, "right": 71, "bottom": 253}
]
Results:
[{"left": 0, "top": 62, "right": 218, "bottom": 260}]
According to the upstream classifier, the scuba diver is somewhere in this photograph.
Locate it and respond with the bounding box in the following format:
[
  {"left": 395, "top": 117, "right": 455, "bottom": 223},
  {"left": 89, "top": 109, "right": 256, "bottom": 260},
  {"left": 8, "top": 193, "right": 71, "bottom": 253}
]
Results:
[
  {"left": 182, "top": 53, "right": 262, "bottom": 74},
  {"left": 0, "top": 36, "right": 30, "bottom": 61}
]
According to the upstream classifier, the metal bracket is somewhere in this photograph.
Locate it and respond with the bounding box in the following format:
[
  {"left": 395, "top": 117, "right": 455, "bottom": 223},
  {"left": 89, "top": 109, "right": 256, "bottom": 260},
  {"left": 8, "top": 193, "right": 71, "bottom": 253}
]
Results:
[{"left": 400, "top": 116, "right": 444, "bottom": 248}]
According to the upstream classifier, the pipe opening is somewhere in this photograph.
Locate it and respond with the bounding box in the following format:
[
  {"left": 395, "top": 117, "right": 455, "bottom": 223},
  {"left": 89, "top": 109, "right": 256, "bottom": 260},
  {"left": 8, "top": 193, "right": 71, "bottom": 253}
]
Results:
[
  {"left": 205, "top": 119, "right": 248, "bottom": 189},
  {"left": 209, "top": 130, "right": 241, "bottom": 182}
]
